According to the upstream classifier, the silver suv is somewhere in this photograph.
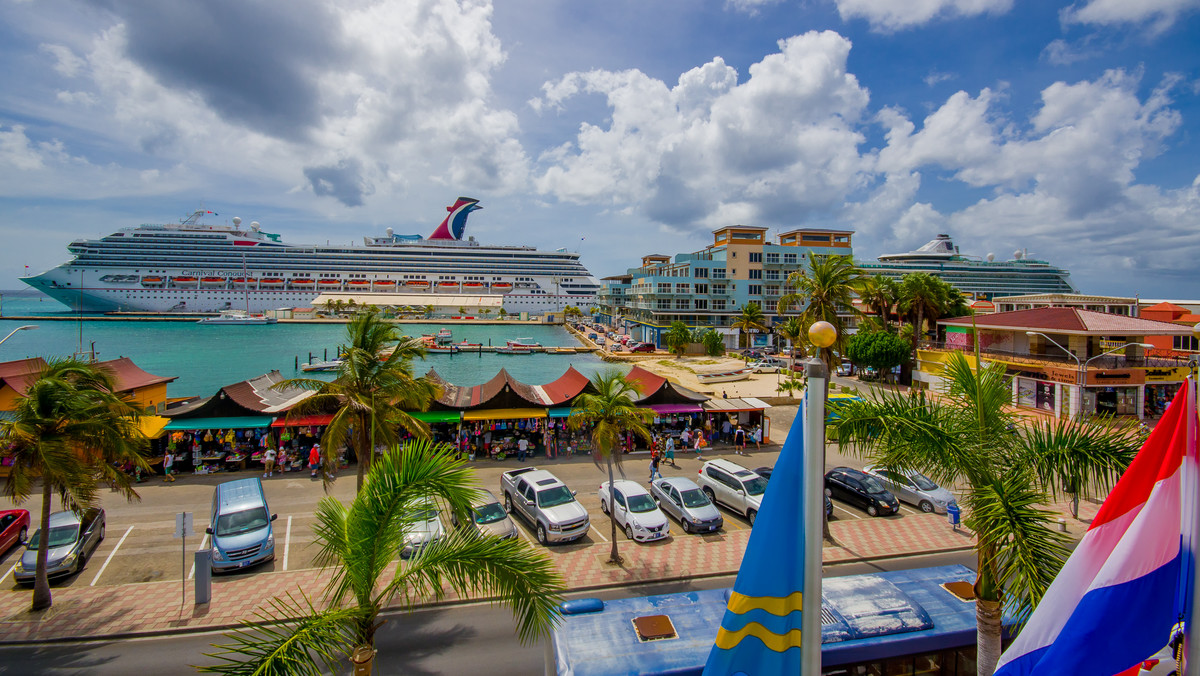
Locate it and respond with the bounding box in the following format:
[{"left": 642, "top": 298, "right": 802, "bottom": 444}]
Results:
[{"left": 695, "top": 459, "right": 767, "bottom": 526}]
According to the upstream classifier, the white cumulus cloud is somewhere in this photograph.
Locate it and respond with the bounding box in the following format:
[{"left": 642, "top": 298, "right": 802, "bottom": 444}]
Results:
[
  {"left": 834, "top": 0, "right": 1013, "bottom": 31},
  {"left": 1062, "top": 0, "right": 1200, "bottom": 34}
]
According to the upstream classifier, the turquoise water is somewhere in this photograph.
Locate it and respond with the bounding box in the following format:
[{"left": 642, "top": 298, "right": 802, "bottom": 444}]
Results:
[{"left": 0, "top": 291, "right": 623, "bottom": 398}]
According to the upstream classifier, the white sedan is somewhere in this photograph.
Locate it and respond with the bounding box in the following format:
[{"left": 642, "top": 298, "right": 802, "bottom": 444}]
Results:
[{"left": 598, "top": 480, "right": 670, "bottom": 543}]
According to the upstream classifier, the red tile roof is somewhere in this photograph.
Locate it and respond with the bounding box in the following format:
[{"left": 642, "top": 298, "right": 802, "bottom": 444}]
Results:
[
  {"left": 939, "top": 307, "right": 1192, "bottom": 335},
  {"left": 95, "top": 357, "right": 176, "bottom": 391}
]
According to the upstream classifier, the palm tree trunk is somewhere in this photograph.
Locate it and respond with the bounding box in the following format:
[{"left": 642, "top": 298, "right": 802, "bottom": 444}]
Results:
[
  {"left": 31, "top": 480, "right": 53, "bottom": 611},
  {"left": 356, "top": 421, "right": 370, "bottom": 492},
  {"left": 607, "top": 454, "right": 621, "bottom": 564},
  {"left": 976, "top": 597, "right": 1004, "bottom": 675}
]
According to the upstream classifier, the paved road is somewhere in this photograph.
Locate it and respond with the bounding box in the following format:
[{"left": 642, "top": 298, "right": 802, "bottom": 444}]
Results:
[{"left": 0, "top": 551, "right": 976, "bottom": 675}]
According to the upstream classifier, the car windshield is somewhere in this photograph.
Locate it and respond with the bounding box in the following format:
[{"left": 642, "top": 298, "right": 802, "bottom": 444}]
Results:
[
  {"left": 681, "top": 489, "right": 711, "bottom": 508},
  {"left": 28, "top": 525, "right": 78, "bottom": 549},
  {"left": 743, "top": 477, "right": 768, "bottom": 496},
  {"left": 861, "top": 476, "right": 887, "bottom": 494},
  {"left": 627, "top": 494, "right": 657, "bottom": 513},
  {"left": 911, "top": 473, "right": 938, "bottom": 491},
  {"left": 538, "top": 486, "right": 575, "bottom": 508},
  {"left": 215, "top": 507, "right": 270, "bottom": 537},
  {"left": 412, "top": 509, "right": 437, "bottom": 522},
  {"left": 473, "top": 503, "right": 507, "bottom": 525}
]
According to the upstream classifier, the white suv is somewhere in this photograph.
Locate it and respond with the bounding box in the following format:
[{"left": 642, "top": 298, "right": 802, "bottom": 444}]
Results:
[{"left": 695, "top": 459, "right": 768, "bottom": 526}]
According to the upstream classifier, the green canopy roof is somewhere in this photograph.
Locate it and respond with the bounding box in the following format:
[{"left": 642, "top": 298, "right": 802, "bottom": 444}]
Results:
[
  {"left": 163, "top": 416, "right": 275, "bottom": 430},
  {"left": 407, "top": 411, "right": 463, "bottom": 423}
]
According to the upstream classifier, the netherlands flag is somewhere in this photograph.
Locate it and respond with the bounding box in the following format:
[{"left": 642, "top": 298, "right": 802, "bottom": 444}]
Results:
[{"left": 994, "top": 379, "right": 1198, "bottom": 676}]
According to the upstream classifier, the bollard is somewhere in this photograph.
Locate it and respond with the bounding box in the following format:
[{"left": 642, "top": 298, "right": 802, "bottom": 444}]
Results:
[
  {"left": 194, "top": 550, "right": 212, "bottom": 604},
  {"left": 1057, "top": 518, "right": 1067, "bottom": 532}
]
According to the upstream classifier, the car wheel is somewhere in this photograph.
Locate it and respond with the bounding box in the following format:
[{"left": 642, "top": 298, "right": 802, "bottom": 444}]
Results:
[
  {"left": 681, "top": 520, "right": 691, "bottom": 534},
  {"left": 919, "top": 501, "right": 935, "bottom": 513},
  {"left": 17, "top": 526, "right": 26, "bottom": 543},
  {"left": 702, "top": 487, "right": 716, "bottom": 504},
  {"left": 867, "top": 504, "right": 879, "bottom": 517},
  {"left": 99, "top": 522, "right": 106, "bottom": 541},
  {"left": 747, "top": 510, "right": 757, "bottom": 526},
  {"left": 625, "top": 524, "right": 635, "bottom": 541},
  {"left": 536, "top": 524, "right": 547, "bottom": 545},
  {"left": 600, "top": 499, "right": 609, "bottom": 515},
  {"left": 504, "top": 494, "right": 513, "bottom": 514}
]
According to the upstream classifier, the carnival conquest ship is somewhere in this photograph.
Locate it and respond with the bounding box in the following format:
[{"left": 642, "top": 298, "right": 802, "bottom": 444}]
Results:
[
  {"left": 858, "top": 234, "right": 1077, "bottom": 300},
  {"left": 22, "top": 198, "right": 601, "bottom": 314}
]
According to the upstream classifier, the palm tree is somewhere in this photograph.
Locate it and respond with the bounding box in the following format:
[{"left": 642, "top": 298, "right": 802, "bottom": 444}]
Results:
[
  {"left": 201, "top": 439, "right": 563, "bottom": 675},
  {"left": 859, "top": 274, "right": 899, "bottom": 332},
  {"left": 830, "top": 351, "right": 1140, "bottom": 674},
  {"left": 700, "top": 328, "right": 725, "bottom": 357},
  {"left": 498, "top": 307, "right": 508, "bottom": 319},
  {"left": 481, "top": 308, "right": 492, "bottom": 319},
  {"left": 776, "top": 254, "right": 863, "bottom": 373},
  {"left": 1, "top": 358, "right": 149, "bottom": 611},
  {"left": 730, "top": 302, "right": 768, "bottom": 351},
  {"left": 423, "top": 304, "right": 435, "bottom": 319},
  {"left": 775, "top": 316, "right": 806, "bottom": 359},
  {"left": 567, "top": 371, "right": 653, "bottom": 564},
  {"left": 278, "top": 309, "right": 439, "bottom": 492},
  {"left": 664, "top": 321, "right": 692, "bottom": 358}
]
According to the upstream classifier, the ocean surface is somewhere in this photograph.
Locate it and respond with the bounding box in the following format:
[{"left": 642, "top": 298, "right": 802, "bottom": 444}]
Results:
[{"left": 0, "top": 290, "right": 624, "bottom": 398}]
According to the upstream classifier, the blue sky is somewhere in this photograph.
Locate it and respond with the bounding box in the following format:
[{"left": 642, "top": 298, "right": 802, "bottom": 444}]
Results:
[{"left": 2, "top": 0, "right": 1199, "bottom": 298}]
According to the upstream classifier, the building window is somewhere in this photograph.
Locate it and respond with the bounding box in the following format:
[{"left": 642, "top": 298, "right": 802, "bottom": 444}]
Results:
[
  {"left": 749, "top": 269, "right": 762, "bottom": 280},
  {"left": 766, "top": 285, "right": 779, "bottom": 296},
  {"left": 748, "top": 285, "right": 762, "bottom": 296},
  {"left": 675, "top": 283, "right": 690, "bottom": 293},
  {"left": 713, "top": 269, "right": 727, "bottom": 279},
  {"left": 694, "top": 268, "right": 709, "bottom": 278},
  {"left": 749, "top": 252, "right": 762, "bottom": 263},
  {"left": 784, "top": 253, "right": 797, "bottom": 265},
  {"left": 657, "top": 300, "right": 672, "bottom": 310},
  {"left": 713, "top": 300, "right": 727, "bottom": 311},
  {"left": 765, "top": 253, "right": 779, "bottom": 264},
  {"left": 695, "top": 284, "right": 708, "bottom": 294},
  {"left": 694, "top": 299, "right": 708, "bottom": 310},
  {"left": 675, "top": 299, "right": 690, "bottom": 310},
  {"left": 1175, "top": 335, "right": 1200, "bottom": 351},
  {"left": 713, "top": 285, "right": 727, "bottom": 295},
  {"left": 765, "top": 270, "right": 780, "bottom": 281},
  {"left": 657, "top": 283, "right": 672, "bottom": 293}
]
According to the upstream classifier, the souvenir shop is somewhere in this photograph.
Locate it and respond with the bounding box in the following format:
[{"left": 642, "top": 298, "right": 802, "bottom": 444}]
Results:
[
  {"left": 271, "top": 414, "right": 334, "bottom": 471},
  {"left": 162, "top": 416, "right": 275, "bottom": 474}
]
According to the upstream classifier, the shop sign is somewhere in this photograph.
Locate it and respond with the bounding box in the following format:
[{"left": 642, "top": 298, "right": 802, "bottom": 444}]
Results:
[
  {"left": 1099, "top": 339, "right": 1130, "bottom": 350},
  {"left": 1044, "top": 367, "right": 1079, "bottom": 385},
  {"left": 1082, "top": 369, "right": 1144, "bottom": 386},
  {"left": 1144, "top": 366, "right": 1190, "bottom": 382}
]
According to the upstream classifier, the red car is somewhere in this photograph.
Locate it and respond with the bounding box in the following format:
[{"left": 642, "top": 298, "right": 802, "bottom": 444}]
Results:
[
  {"left": 0, "top": 509, "right": 31, "bottom": 554},
  {"left": 629, "top": 343, "right": 656, "bottom": 353}
]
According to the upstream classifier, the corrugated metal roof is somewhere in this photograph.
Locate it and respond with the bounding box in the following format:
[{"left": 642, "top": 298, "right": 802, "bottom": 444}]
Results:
[{"left": 940, "top": 307, "right": 1193, "bottom": 335}]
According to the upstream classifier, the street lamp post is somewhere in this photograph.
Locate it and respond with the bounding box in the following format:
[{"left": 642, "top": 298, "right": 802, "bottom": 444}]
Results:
[
  {"left": 0, "top": 325, "right": 37, "bottom": 348},
  {"left": 801, "top": 320, "right": 836, "bottom": 676}
]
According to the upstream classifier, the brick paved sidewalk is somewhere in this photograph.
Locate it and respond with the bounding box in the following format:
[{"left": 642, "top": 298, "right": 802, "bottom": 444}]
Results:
[{"left": 0, "top": 509, "right": 979, "bottom": 644}]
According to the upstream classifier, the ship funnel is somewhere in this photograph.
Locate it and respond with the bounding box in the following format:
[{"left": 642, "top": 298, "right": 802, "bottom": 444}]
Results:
[{"left": 232, "top": 216, "right": 242, "bottom": 227}]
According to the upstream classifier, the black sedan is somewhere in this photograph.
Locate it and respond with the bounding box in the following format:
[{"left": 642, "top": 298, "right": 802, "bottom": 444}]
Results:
[
  {"left": 755, "top": 466, "right": 833, "bottom": 519},
  {"left": 824, "top": 467, "right": 899, "bottom": 517}
]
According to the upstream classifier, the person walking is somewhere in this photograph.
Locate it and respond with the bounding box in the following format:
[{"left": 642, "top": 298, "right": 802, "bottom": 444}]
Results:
[
  {"left": 694, "top": 429, "right": 706, "bottom": 461},
  {"left": 263, "top": 446, "right": 276, "bottom": 478},
  {"left": 752, "top": 424, "right": 762, "bottom": 452},
  {"left": 665, "top": 435, "right": 677, "bottom": 467},
  {"left": 734, "top": 426, "right": 746, "bottom": 455},
  {"left": 721, "top": 418, "right": 733, "bottom": 445},
  {"left": 163, "top": 451, "right": 175, "bottom": 482},
  {"left": 679, "top": 427, "right": 690, "bottom": 450},
  {"left": 649, "top": 453, "right": 662, "bottom": 481},
  {"left": 309, "top": 443, "right": 322, "bottom": 478},
  {"left": 517, "top": 436, "right": 529, "bottom": 462}
]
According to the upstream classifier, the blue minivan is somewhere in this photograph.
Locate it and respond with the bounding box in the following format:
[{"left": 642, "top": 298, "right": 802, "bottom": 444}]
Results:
[{"left": 206, "top": 477, "right": 277, "bottom": 573}]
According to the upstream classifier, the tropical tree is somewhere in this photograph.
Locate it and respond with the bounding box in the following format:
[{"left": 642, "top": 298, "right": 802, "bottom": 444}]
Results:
[
  {"left": 589, "top": 306, "right": 599, "bottom": 316},
  {"left": 277, "top": 309, "right": 439, "bottom": 492},
  {"left": 897, "top": 272, "right": 971, "bottom": 384},
  {"left": 845, "top": 330, "right": 911, "bottom": 380},
  {"left": 568, "top": 371, "right": 653, "bottom": 564},
  {"left": 858, "top": 274, "right": 899, "bottom": 332},
  {"left": 776, "top": 254, "right": 864, "bottom": 373},
  {"left": 481, "top": 308, "right": 492, "bottom": 318},
  {"left": 498, "top": 307, "right": 508, "bottom": 319},
  {"left": 699, "top": 329, "right": 725, "bottom": 357},
  {"left": 423, "top": 304, "right": 435, "bottom": 319},
  {"left": 829, "top": 351, "right": 1140, "bottom": 674},
  {"left": 458, "top": 306, "right": 467, "bottom": 316},
  {"left": 200, "top": 439, "right": 563, "bottom": 675},
  {"left": 0, "top": 358, "right": 149, "bottom": 611},
  {"left": 730, "top": 302, "right": 768, "bottom": 350},
  {"left": 775, "top": 316, "right": 807, "bottom": 359},
  {"left": 664, "top": 321, "right": 692, "bottom": 358}
]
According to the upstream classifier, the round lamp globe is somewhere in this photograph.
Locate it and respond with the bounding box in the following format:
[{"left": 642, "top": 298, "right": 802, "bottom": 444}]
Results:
[{"left": 809, "top": 321, "right": 837, "bottom": 348}]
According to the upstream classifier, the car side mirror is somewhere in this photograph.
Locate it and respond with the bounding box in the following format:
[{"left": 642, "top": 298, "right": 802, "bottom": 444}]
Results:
[
  {"left": 205, "top": 526, "right": 214, "bottom": 535},
  {"left": 271, "top": 514, "right": 278, "bottom": 522},
  {"left": 524, "top": 499, "right": 534, "bottom": 507},
  {"left": 572, "top": 490, "right": 577, "bottom": 497}
]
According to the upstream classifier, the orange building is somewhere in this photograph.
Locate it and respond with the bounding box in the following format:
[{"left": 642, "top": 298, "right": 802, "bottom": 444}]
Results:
[{"left": 1138, "top": 302, "right": 1200, "bottom": 360}]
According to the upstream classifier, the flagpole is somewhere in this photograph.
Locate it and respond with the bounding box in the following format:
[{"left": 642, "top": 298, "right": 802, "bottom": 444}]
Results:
[
  {"left": 1189, "top": 366, "right": 1200, "bottom": 674},
  {"left": 802, "top": 322, "right": 835, "bottom": 675}
]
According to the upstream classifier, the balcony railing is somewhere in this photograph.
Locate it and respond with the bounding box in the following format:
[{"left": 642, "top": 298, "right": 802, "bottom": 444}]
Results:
[{"left": 918, "top": 341, "right": 1188, "bottom": 369}]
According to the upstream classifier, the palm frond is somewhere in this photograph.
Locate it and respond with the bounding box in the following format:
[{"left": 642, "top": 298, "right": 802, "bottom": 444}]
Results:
[{"left": 1018, "top": 415, "right": 1140, "bottom": 502}]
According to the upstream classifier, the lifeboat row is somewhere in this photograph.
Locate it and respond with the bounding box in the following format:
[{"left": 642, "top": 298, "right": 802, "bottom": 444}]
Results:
[{"left": 137, "top": 275, "right": 516, "bottom": 293}]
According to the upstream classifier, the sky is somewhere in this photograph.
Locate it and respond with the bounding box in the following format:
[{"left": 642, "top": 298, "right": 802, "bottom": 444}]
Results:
[{"left": 2, "top": 0, "right": 1199, "bottom": 299}]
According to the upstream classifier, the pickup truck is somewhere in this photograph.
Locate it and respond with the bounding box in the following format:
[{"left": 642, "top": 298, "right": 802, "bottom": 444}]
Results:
[{"left": 500, "top": 467, "right": 590, "bottom": 545}]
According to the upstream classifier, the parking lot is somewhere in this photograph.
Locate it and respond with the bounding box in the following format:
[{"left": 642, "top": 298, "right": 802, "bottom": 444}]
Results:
[{"left": 0, "top": 433, "right": 958, "bottom": 593}]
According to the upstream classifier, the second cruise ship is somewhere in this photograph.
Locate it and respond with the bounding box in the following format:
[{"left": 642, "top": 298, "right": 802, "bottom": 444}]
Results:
[{"left": 22, "top": 197, "right": 601, "bottom": 314}]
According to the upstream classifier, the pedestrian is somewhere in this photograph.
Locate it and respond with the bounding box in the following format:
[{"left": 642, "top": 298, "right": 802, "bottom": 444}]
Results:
[
  {"left": 263, "top": 446, "right": 276, "bottom": 477},
  {"left": 309, "top": 443, "right": 322, "bottom": 478},
  {"left": 694, "top": 431, "right": 706, "bottom": 461},
  {"left": 665, "top": 435, "right": 677, "bottom": 467},
  {"left": 163, "top": 451, "right": 175, "bottom": 483},
  {"left": 734, "top": 426, "right": 746, "bottom": 454},
  {"left": 517, "top": 436, "right": 529, "bottom": 462},
  {"left": 721, "top": 418, "right": 732, "bottom": 444},
  {"left": 680, "top": 427, "right": 690, "bottom": 450},
  {"left": 649, "top": 453, "right": 662, "bottom": 481},
  {"left": 722, "top": 390, "right": 728, "bottom": 399},
  {"left": 752, "top": 424, "right": 762, "bottom": 451}
]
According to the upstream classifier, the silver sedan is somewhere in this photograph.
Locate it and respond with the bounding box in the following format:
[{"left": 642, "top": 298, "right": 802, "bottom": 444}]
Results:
[
  {"left": 649, "top": 477, "right": 724, "bottom": 534},
  {"left": 861, "top": 465, "right": 958, "bottom": 514}
]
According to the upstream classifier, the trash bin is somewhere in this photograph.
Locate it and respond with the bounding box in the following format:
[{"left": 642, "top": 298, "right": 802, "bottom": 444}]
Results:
[
  {"left": 194, "top": 550, "right": 212, "bottom": 605},
  {"left": 946, "top": 503, "right": 961, "bottom": 528}
]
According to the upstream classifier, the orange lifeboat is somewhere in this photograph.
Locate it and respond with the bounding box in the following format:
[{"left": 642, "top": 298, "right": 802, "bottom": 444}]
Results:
[
  {"left": 289, "top": 278, "right": 315, "bottom": 287},
  {"left": 317, "top": 279, "right": 342, "bottom": 287},
  {"left": 141, "top": 276, "right": 164, "bottom": 286},
  {"left": 347, "top": 280, "right": 370, "bottom": 287},
  {"left": 260, "top": 277, "right": 284, "bottom": 286},
  {"left": 462, "top": 282, "right": 484, "bottom": 289},
  {"left": 491, "top": 282, "right": 513, "bottom": 293}
]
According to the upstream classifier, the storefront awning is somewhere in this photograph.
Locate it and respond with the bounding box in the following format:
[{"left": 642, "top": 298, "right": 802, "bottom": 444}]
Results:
[
  {"left": 547, "top": 408, "right": 574, "bottom": 418},
  {"left": 407, "top": 411, "right": 463, "bottom": 423},
  {"left": 702, "top": 398, "right": 769, "bottom": 413},
  {"left": 648, "top": 404, "right": 704, "bottom": 414},
  {"left": 139, "top": 415, "right": 170, "bottom": 439},
  {"left": 463, "top": 408, "right": 548, "bottom": 421},
  {"left": 163, "top": 416, "right": 275, "bottom": 430},
  {"left": 271, "top": 414, "right": 335, "bottom": 428}
]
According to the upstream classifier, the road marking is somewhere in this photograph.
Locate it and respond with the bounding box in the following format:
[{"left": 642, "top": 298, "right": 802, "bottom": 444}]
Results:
[
  {"left": 1, "top": 561, "right": 17, "bottom": 582},
  {"left": 283, "top": 516, "right": 292, "bottom": 571},
  {"left": 187, "top": 533, "right": 210, "bottom": 580},
  {"left": 90, "top": 525, "right": 134, "bottom": 586},
  {"left": 833, "top": 504, "right": 862, "bottom": 520},
  {"left": 589, "top": 525, "right": 609, "bottom": 542},
  {"left": 898, "top": 505, "right": 919, "bottom": 516}
]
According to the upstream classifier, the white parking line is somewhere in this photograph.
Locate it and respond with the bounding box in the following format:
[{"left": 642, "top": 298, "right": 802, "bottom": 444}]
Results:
[
  {"left": 187, "top": 533, "right": 210, "bottom": 580},
  {"left": 283, "top": 516, "right": 292, "bottom": 571},
  {"left": 589, "top": 525, "right": 609, "bottom": 542},
  {"left": 1, "top": 561, "right": 18, "bottom": 583},
  {"left": 91, "top": 525, "right": 134, "bottom": 586},
  {"left": 832, "top": 504, "right": 862, "bottom": 520},
  {"left": 898, "top": 505, "right": 919, "bottom": 516}
]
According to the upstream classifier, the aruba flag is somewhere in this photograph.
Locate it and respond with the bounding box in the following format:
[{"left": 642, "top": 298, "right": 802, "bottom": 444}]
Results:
[
  {"left": 994, "top": 379, "right": 1198, "bottom": 676},
  {"left": 703, "top": 415, "right": 808, "bottom": 674}
]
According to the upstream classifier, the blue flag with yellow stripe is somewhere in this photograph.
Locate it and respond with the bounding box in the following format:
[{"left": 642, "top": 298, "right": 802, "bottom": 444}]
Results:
[{"left": 703, "top": 415, "right": 807, "bottom": 674}]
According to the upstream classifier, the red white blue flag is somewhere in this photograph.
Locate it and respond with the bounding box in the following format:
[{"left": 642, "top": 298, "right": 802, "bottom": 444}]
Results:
[{"left": 994, "top": 379, "right": 1198, "bottom": 675}]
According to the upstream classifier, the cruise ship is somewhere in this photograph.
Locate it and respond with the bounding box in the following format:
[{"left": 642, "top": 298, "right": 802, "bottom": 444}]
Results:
[
  {"left": 858, "top": 234, "right": 1077, "bottom": 300},
  {"left": 22, "top": 197, "right": 601, "bottom": 314}
]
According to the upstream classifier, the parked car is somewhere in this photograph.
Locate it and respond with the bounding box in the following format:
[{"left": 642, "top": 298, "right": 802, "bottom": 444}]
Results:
[
  {"left": 596, "top": 336, "right": 606, "bottom": 346},
  {"left": 755, "top": 466, "right": 833, "bottom": 519},
  {"left": 14, "top": 508, "right": 105, "bottom": 583},
  {"left": 836, "top": 361, "right": 855, "bottom": 376},
  {"left": 696, "top": 459, "right": 768, "bottom": 526},
  {"left": 741, "top": 349, "right": 765, "bottom": 360},
  {"left": 0, "top": 509, "right": 31, "bottom": 554},
  {"left": 747, "top": 357, "right": 786, "bottom": 373},
  {"left": 598, "top": 480, "right": 670, "bottom": 542},
  {"left": 861, "top": 465, "right": 958, "bottom": 514},
  {"left": 649, "top": 477, "right": 724, "bottom": 534},
  {"left": 452, "top": 488, "right": 518, "bottom": 540},
  {"left": 500, "top": 467, "right": 590, "bottom": 545},
  {"left": 206, "top": 477, "right": 277, "bottom": 573},
  {"left": 401, "top": 502, "right": 446, "bottom": 558},
  {"left": 824, "top": 467, "right": 899, "bottom": 517},
  {"left": 587, "top": 333, "right": 598, "bottom": 340},
  {"left": 629, "top": 342, "right": 656, "bottom": 353}
]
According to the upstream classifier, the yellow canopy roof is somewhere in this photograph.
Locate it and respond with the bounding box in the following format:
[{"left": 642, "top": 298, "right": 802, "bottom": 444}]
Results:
[
  {"left": 139, "top": 415, "right": 170, "bottom": 439},
  {"left": 463, "top": 408, "right": 547, "bottom": 421}
]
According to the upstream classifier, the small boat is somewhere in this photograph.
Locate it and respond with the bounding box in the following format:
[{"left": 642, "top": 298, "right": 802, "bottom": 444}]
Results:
[
  {"left": 697, "top": 369, "right": 752, "bottom": 384},
  {"left": 437, "top": 281, "right": 459, "bottom": 289},
  {"left": 172, "top": 276, "right": 199, "bottom": 287},
  {"left": 289, "top": 278, "right": 315, "bottom": 287},
  {"left": 260, "top": 277, "right": 284, "bottom": 286},
  {"left": 457, "top": 341, "right": 482, "bottom": 349},
  {"left": 462, "top": 282, "right": 484, "bottom": 289},
  {"left": 198, "top": 310, "right": 278, "bottom": 325},
  {"left": 436, "top": 328, "right": 453, "bottom": 344},
  {"left": 495, "top": 346, "right": 532, "bottom": 355},
  {"left": 301, "top": 358, "right": 344, "bottom": 372},
  {"left": 425, "top": 345, "right": 460, "bottom": 354},
  {"left": 347, "top": 280, "right": 371, "bottom": 287},
  {"left": 200, "top": 276, "right": 226, "bottom": 287},
  {"left": 317, "top": 279, "right": 342, "bottom": 287},
  {"left": 372, "top": 279, "right": 396, "bottom": 289},
  {"left": 506, "top": 338, "right": 541, "bottom": 348},
  {"left": 231, "top": 277, "right": 257, "bottom": 288},
  {"left": 140, "top": 276, "right": 165, "bottom": 287},
  {"left": 491, "top": 282, "right": 513, "bottom": 293}
]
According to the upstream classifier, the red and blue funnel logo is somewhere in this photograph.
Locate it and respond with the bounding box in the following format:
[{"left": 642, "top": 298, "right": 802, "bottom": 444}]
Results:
[{"left": 428, "top": 197, "right": 481, "bottom": 240}]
